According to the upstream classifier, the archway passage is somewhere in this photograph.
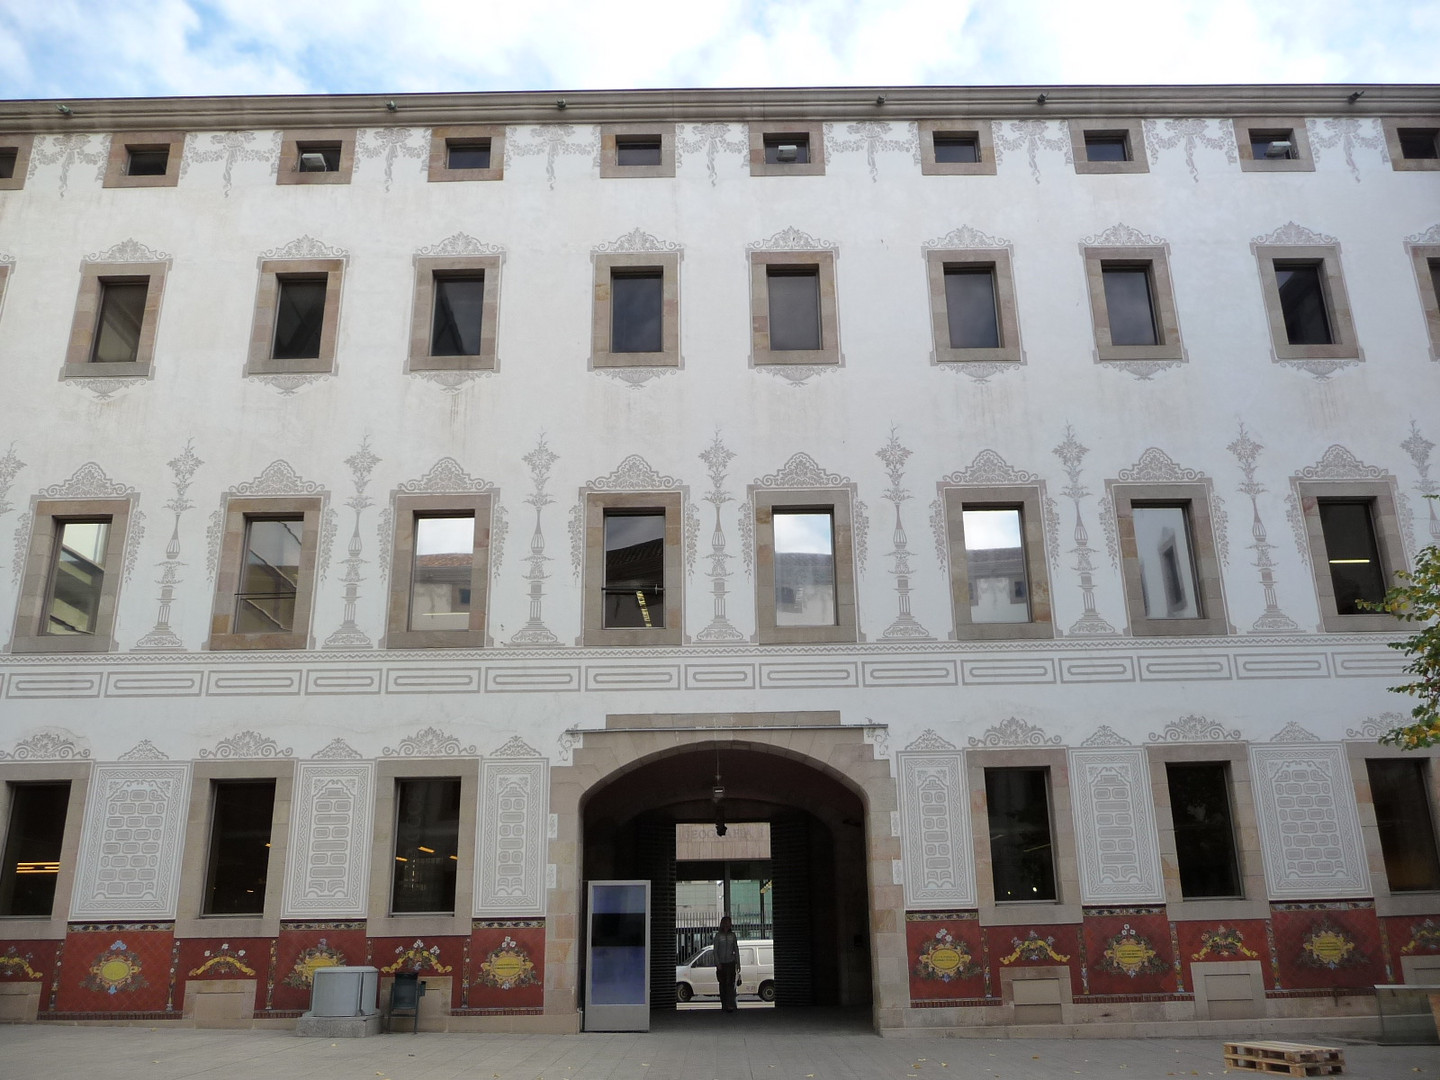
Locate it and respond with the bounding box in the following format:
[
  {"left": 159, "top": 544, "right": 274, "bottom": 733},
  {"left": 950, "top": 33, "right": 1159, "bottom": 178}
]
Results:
[{"left": 581, "top": 745, "right": 872, "bottom": 1012}]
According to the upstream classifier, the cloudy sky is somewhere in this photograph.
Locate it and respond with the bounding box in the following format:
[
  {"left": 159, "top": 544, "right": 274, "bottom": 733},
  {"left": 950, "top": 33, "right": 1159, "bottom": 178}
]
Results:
[{"left": 1, "top": 0, "right": 1435, "bottom": 101}]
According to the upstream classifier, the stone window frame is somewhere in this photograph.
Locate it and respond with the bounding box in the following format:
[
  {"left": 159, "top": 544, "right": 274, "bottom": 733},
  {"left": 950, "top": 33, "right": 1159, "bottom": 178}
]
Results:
[
  {"left": 276, "top": 128, "right": 356, "bottom": 186},
  {"left": 384, "top": 492, "right": 494, "bottom": 649},
  {"left": 0, "top": 133, "right": 36, "bottom": 191},
  {"left": 582, "top": 490, "right": 685, "bottom": 647},
  {"left": 917, "top": 119, "right": 996, "bottom": 176},
  {"left": 1068, "top": 118, "right": 1149, "bottom": 175},
  {"left": 1407, "top": 241, "right": 1440, "bottom": 360},
  {"left": 1108, "top": 481, "right": 1230, "bottom": 637},
  {"left": 748, "top": 249, "right": 840, "bottom": 367},
  {"left": 751, "top": 487, "right": 858, "bottom": 646},
  {"left": 1347, "top": 742, "right": 1440, "bottom": 917},
  {"left": 1080, "top": 244, "right": 1185, "bottom": 363},
  {"left": 924, "top": 247, "right": 1021, "bottom": 365},
  {"left": 206, "top": 496, "right": 324, "bottom": 651},
  {"left": 1146, "top": 743, "right": 1269, "bottom": 923},
  {"left": 367, "top": 758, "right": 479, "bottom": 938},
  {"left": 599, "top": 122, "right": 677, "bottom": 179},
  {"left": 427, "top": 124, "right": 505, "bottom": 182},
  {"left": 747, "top": 121, "right": 826, "bottom": 177},
  {"left": 966, "top": 748, "right": 1082, "bottom": 925},
  {"left": 9, "top": 497, "right": 134, "bottom": 654},
  {"left": 1233, "top": 116, "right": 1315, "bottom": 173},
  {"left": 173, "top": 760, "right": 295, "bottom": 939},
  {"left": 407, "top": 255, "right": 501, "bottom": 373},
  {"left": 246, "top": 257, "right": 345, "bottom": 375},
  {"left": 102, "top": 130, "right": 185, "bottom": 188},
  {"left": 0, "top": 761, "right": 91, "bottom": 936},
  {"left": 1382, "top": 117, "right": 1440, "bottom": 172},
  {"left": 591, "top": 251, "right": 681, "bottom": 370},
  {"left": 1294, "top": 480, "right": 1407, "bottom": 633},
  {"left": 941, "top": 484, "right": 1053, "bottom": 641},
  {"left": 1252, "top": 241, "right": 1361, "bottom": 362},
  {"left": 62, "top": 259, "right": 168, "bottom": 379}
]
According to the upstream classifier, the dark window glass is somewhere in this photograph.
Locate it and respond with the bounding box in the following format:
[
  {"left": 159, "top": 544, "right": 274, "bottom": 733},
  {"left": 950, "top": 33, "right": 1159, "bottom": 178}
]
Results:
[
  {"left": 392, "top": 778, "right": 461, "bottom": 913},
  {"left": 1317, "top": 500, "right": 1386, "bottom": 613},
  {"left": 1275, "top": 262, "right": 1332, "bottom": 345},
  {"left": 1166, "top": 763, "right": 1242, "bottom": 898},
  {"left": 0, "top": 782, "right": 69, "bottom": 917},
  {"left": 0, "top": 148, "right": 16, "bottom": 179},
  {"left": 616, "top": 137, "right": 663, "bottom": 167},
  {"left": 611, "top": 270, "right": 664, "bottom": 352},
  {"left": 430, "top": 276, "right": 485, "bottom": 356},
  {"left": 1399, "top": 128, "right": 1440, "bottom": 160},
  {"left": 1366, "top": 760, "right": 1440, "bottom": 891},
  {"left": 1249, "top": 129, "right": 1295, "bottom": 160},
  {"left": 272, "top": 277, "right": 326, "bottom": 359},
  {"left": 763, "top": 134, "right": 809, "bottom": 165},
  {"left": 203, "top": 781, "right": 275, "bottom": 915},
  {"left": 235, "top": 517, "right": 301, "bottom": 633},
  {"left": 1102, "top": 266, "right": 1159, "bottom": 346},
  {"left": 985, "top": 768, "right": 1056, "bottom": 901},
  {"left": 1429, "top": 259, "right": 1440, "bottom": 308},
  {"left": 933, "top": 133, "right": 979, "bottom": 163},
  {"left": 127, "top": 147, "right": 169, "bottom": 176},
  {"left": 1084, "top": 133, "right": 1129, "bottom": 162},
  {"left": 297, "top": 142, "right": 341, "bottom": 171},
  {"left": 766, "top": 268, "right": 821, "bottom": 351},
  {"left": 45, "top": 519, "right": 110, "bottom": 635},
  {"left": 92, "top": 280, "right": 147, "bottom": 363},
  {"left": 603, "top": 511, "right": 665, "bottom": 628},
  {"left": 944, "top": 267, "right": 1000, "bottom": 348},
  {"left": 446, "top": 139, "right": 491, "bottom": 169}
]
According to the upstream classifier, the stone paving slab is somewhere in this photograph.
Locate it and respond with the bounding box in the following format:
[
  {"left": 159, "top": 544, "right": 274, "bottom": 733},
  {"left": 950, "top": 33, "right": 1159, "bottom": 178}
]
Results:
[{"left": 0, "top": 1021, "right": 1434, "bottom": 1080}]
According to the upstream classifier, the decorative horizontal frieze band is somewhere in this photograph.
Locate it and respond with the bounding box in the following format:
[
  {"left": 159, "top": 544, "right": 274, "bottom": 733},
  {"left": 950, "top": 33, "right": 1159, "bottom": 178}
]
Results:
[{"left": 861, "top": 660, "right": 958, "bottom": 687}]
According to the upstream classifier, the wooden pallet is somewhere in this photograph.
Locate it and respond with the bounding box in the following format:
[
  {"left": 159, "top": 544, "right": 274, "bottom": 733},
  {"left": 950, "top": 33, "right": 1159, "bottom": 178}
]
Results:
[{"left": 1222, "top": 1040, "right": 1345, "bottom": 1077}]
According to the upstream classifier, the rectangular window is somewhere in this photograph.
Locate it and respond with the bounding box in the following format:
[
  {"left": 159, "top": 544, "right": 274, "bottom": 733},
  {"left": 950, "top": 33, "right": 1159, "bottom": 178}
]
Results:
[
  {"left": 1317, "top": 500, "right": 1386, "bottom": 614},
  {"left": 773, "top": 510, "right": 837, "bottom": 627},
  {"left": 1297, "top": 481, "right": 1405, "bottom": 632},
  {"left": 591, "top": 252, "right": 679, "bottom": 369},
  {"left": 428, "top": 125, "right": 505, "bottom": 182},
  {"left": 944, "top": 267, "right": 1000, "bottom": 348},
  {"left": 1253, "top": 243, "right": 1358, "bottom": 362},
  {"left": 927, "top": 249, "right": 1020, "bottom": 364},
  {"left": 126, "top": 146, "right": 169, "bottom": 176},
  {"left": 919, "top": 121, "right": 996, "bottom": 176},
  {"left": 1166, "top": 763, "right": 1242, "bottom": 899},
  {"left": 1085, "top": 132, "right": 1129, "bottom": 162},
  {"left": 0, "top": 135, "right": 34, "bottom": 190},
  {"left": 962, "top": 508, "right": 1028, "bottom": 624},
  {"left": 44, "top": 519, "right": 111, "bottom": 636},
  {"left": 616, "top": 137, "right": 663, "bottom": 167},
  {"left": 392, "top": 778, "right": 461, "bottom": 914},
  {"left": 0, "top": 782, "right": 69, "bottom": 917},
  {"left": 1385, "top": 118, "right": 1440, "bottom": 171},
  {"left": 600, "top": 124, "right": 676, "bottom": 178},
  {"left": 1407, "top": 242, "right": 1440, "bottom": 360},
  {"left": 430, "top": 275, "right": 485, "bottom": 357},
  {"left": 0, "top": 147, "right": 15, "bottom": 179},
  {"left": 985, "top": 767, "right": 1056, "bottom": 902},
  {"left": 766, "top": 269, "right": 822, "bottom": 351},
  {"left": 278, "top": 128, "right": 355, "bottom": 185},
  {"left": 1235, "top": 117, "right": 1314, "bottom": 172},
  {"left": 203, "top": 780, "right": 276, "bottom": 916},
  {"left": 1112, "top": 483, "right": 1227, "bottom": 636},
  {"left": 611, "top": 270, "right": 664, "bottom": 353},
  {"left": 1275, "top": 262, "right": 1332, "bottom": 345},
  {"left": 1366, "top": 759, "right": 1440, "bottom": 892},
  {"left": 248, "top": 257, "right": 343, "bottom": 375},
  {"left": 272, "top": 277, "right": 327, "bottom": 360},
  {"left": 446, "top": 139, "right": 491, "bottom": 170},
  {"left": 1083, "top": 247, "right": 1183, "bottom": 363},
  {"left": 932, "top": 133, "right": 979, "bottom": 163},
  {"left": 1100, "top": 266, "right": 1158, "bottom": 346},
  {"left": 764, "top": 134, "right": 809, "bottom": 165},
  {"left": 409, "top": 513, "right": 476, "bottom": 631},
  {"left": 235, "top": 516, "right": 302, "bottom": 634},
  {"left": 409, "top": 255, "right": 499, "bottom": 372},
  {"left": 102, "top": 131, "right": 182, "bottom": 188},
  {"left": 1132, "top": 504, "right": 1200, "bottom": 619},
  {"left": 91, "top": 280, "right": 147, "bottom": 363},
  {"left": 749, "top": 123, "right": 825, "bottom": 176},
  {"left": 603, "top": 511, "right": 666, "bottom": 629},
  {"left": 297, "top": 142, "right": 342, "bottom": 172},
  {"left": 1070, "top": 118, "right": 1149, "bottom": 174},
  {"left": 943, "top": 487, "right": 1052, "bottom": 640},
  {"left": 1248, "top": 129, "right": 1295, "bottom": 160}
]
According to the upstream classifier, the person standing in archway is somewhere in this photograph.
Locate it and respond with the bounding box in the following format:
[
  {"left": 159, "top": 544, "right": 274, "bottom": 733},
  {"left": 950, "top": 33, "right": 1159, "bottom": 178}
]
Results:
[{"left": 713, "top": 915, "right": 740, "bottom": 1013}]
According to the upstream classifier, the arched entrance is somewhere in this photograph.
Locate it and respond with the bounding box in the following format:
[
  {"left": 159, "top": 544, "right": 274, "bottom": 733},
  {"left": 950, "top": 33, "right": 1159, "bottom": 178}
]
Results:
[{"left": 544, "top": 716, "right": 906, "bottom": 1033}]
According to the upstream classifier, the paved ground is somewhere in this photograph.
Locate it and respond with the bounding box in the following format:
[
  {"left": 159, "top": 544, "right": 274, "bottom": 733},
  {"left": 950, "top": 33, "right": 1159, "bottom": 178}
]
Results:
[{"left": 2, "top": 1011, "right": 1435, "bottom": 1080}]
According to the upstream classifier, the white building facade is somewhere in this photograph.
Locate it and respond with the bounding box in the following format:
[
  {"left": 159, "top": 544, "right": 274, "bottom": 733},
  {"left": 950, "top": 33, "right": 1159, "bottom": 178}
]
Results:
[{"left": 0, "top": 84, "right": 1438, "bottom": 1035}]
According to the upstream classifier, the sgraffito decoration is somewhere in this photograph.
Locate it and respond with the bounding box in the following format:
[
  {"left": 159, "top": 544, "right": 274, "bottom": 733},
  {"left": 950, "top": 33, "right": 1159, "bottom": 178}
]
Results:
[
  {"left": 914, "top": 927, "right": 982, "bottom": 982},
  {"left": 0, "top": 946, "right": 42, "bottom": 980},
  {"left": 1190, "top": 924, "right": 1259, "bottom": 961},
  {"left": 81, "top": 939, "right": 148, "bottom": 995},
  {"left": 1400, "top": 918, "right": 1440, "bottom": 955},
  {"left": 282, "top": 938, "right": 347, "bottom": 988},
  {"left": 1299, "top": 920, "right": 1366, "bottom": 970},
  {"left": 999, "top": 930, "right": 1070, "bottom": 965},
  {"left": 473, "top": 936, "right": 539, "bottom": 990},
  {"left": 383, "top": 939, "right": 454, "bottom": 975},
  {"left": 188, "top": 943, "right": 256, "bottom": 978},
  {"left": 1097, "top": 923, "right": 1170, "bottom": 978}
]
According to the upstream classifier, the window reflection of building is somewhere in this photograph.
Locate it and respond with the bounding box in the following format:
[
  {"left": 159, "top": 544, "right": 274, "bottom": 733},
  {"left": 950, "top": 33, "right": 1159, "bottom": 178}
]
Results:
[
  {"left": 46, "top": 520, "right": 110, "bottom": 635},
  {"left": 603, "top": 513, "right": 666, "bottom": 629}
]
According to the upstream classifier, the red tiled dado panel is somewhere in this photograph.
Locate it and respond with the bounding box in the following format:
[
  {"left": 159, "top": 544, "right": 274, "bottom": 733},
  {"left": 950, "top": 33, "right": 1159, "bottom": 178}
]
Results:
[
  {"left": 0, "top": 939, "right": 62, "bottom": 1010},
  {"left": 371, "top": 935, "right": 466, "bottom": 1009},
  {"left": 906, "top": 912, "right": 985, "bottom": 1002},
  {"left": 1174, "top": 919, "right": 1272, "bottom": 990},
  {"left": 175, "top": 937, "right": 271, "bottom": 1013},
  {"left": 269, "top": 922, "right": 368, "bottom": 1013},
  {"left": 1270, "top": 902, "right": 1388, "bottom": 991},
  {"left": 984, "top": 923, "right": 1083, "bottom": 998},
  {"left": 468, "top": 920, "right": 545, "bottom": 1010},
  {"left": 1385, "top": 914, "right": 1440, "bottom": 977},
  {"left": 53, "top": 925, "right": 174, "bottom": 1014},
  {"left": 1081, "top": 910, "right": 1177, "bottom": 996}
]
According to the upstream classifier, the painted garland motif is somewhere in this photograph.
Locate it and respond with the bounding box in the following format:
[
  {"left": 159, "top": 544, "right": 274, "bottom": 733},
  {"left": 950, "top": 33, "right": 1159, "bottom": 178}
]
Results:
[
  {"left": 999, "top": 930, "right": 1070, "bottom": 965},
  {"left": 1097, "top": 923, "right": 1169, "bottom": 978},
  {"left": 1190, "top": 924, "right": 1259, "bottom": 961},
  {"left": 0, "top": 946, "right": 42, "bottom": 980},
  {"left": 188, "top": 943, "right": 257, "bottom": 978},
  {"left": 283, "top": 938, "right": 347, "bottom": 988},
  {"left": 382, "top": 939, "right": 454, "bottom": 975},
  {"left": 914, "top": 928, "right": 981, "bottom": 982},
  {"left": 1400, "top": 919, "right": 1440, "bottom": 955},
  {"left": 1299, "top": 920, "right": 1366, "bottom": 970},
  {"left": 474, "top": 936, "right": 539, "bottom": 990},
  {"left": 81, "top": 939, "right": 148, "bottom": 995}
]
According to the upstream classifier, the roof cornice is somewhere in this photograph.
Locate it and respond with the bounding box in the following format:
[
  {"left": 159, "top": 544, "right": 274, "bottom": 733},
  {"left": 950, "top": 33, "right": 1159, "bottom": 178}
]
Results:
[{"left": 2, "top": 84, "right": 1437, "bottom": 133}]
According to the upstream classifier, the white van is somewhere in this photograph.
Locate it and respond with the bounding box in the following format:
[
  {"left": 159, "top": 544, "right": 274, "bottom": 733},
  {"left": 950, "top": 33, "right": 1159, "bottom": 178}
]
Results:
[{"left": 675, "top": 939, "right": 775, "bottom": 1002}]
